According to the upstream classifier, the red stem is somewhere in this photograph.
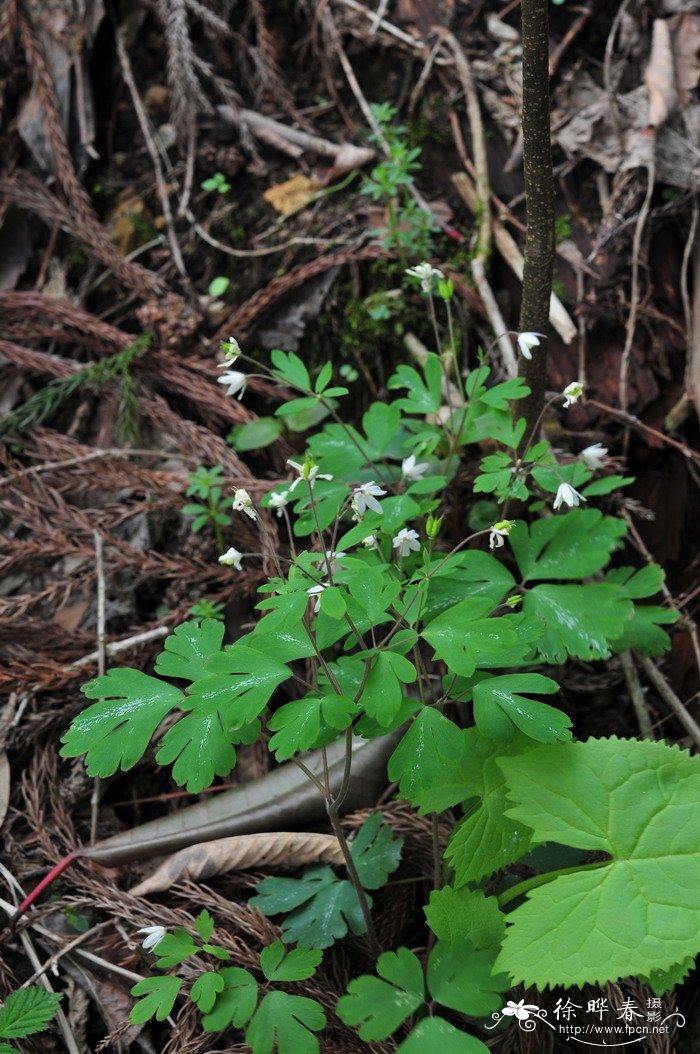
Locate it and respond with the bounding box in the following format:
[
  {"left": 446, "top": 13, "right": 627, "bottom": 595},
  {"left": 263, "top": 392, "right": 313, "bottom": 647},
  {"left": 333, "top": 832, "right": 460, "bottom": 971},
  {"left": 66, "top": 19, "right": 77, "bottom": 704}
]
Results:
[{"left": 12, "top": 849, "right": 82, "bottom": 922}]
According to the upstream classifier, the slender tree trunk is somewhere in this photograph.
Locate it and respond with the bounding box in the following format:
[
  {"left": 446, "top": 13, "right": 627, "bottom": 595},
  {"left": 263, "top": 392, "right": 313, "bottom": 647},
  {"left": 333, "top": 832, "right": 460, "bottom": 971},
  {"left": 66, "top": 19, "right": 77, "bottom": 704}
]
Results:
[{"left": 518, "top": 0, "right": 555, "bottom": 436}]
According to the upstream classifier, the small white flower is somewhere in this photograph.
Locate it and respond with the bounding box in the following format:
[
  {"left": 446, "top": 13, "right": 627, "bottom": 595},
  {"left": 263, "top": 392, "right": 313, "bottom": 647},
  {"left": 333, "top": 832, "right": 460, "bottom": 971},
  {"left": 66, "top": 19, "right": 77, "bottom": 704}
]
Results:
[
  {"left": 217, "top": 369, "right": 247, "bottom": 399},
  {"left": 516, "top": 332, "right": 544, "bottom": 359},
  {"left": 307, "top": 583, "right": 327, "bottom": 613},
  {"left": 232, "top": 488, "right": 257, "bottom": 520},
  {"left": 562, "top": 380, "right": 584, "bottom": 408},
  {"left": 401, "top": 454, "right": 430, "bottom": 482},
  {"left": 351, "top": 481, "right": 387, "bottom": 517},
  {"left": 137, "top": 926, "right": 167, "bottom": 952},
  {"left": 362, "top": 535, "right": 378, "bottom": 548},
  {"left": 553, "top": 482, "right": 586, "bottom": 510},
  {"left": 405, "top": 262, "right": 444, "bottom": 293},
  {"left": 320, "top": 550, "right": 347, "bottom": 575},
  {"left": 489, "top": 520, "right": 515, "bottom": 549},
  {"left": 392, "top": 528, "right": 421, "bottom": 558},
  {"left": 580, "top": 443, "right": 608, "bottom": 471},
  {"left": 218, "top": 336, "right": 241, "bottom": 364},
  {"left": 268, "top": 491, "right": 289, "bottom": 517},
  {"left": 218, "top": 546, "right": 244, "bottom": 569},
  {"left": 287, "top": 458, "right": 334, "bottom": 491}
]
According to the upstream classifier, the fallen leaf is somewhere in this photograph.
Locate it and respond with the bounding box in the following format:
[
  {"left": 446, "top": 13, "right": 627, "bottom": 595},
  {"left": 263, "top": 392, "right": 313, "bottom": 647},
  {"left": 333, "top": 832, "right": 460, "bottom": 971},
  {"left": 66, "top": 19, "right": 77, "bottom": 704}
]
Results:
[
  {"left": 263, "top": 174, "right": 321, "bottom": 216},
  {"left": 646, "top": 19, "right": 678, "bottom": 129},
  {"left": 130, "top": 832, "right": 345, "bottom": 895},
  {"left": 670, "top": 13, "right": 700, "bottom": 107}
]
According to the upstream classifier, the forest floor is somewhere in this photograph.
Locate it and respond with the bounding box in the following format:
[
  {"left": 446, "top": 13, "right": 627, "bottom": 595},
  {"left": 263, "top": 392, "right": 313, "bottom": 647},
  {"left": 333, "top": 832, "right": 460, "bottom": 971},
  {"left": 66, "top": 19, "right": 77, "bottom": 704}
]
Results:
[{"left": 1, "top": 0, "right": 700, "bottom": 1051}]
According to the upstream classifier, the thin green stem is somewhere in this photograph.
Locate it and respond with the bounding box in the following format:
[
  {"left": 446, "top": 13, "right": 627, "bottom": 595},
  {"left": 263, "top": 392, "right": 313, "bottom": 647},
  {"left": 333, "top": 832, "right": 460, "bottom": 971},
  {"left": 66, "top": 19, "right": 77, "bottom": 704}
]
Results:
[{"left": 498, "top": 860, "right": 609, "bottom": 908}]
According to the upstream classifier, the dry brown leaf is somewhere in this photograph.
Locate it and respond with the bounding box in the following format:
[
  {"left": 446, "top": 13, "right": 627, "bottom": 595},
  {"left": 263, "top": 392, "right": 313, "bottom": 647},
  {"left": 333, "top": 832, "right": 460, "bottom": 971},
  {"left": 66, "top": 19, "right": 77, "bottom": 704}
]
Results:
[
  {"left": 263, "top": 174, "right": 320, "bottom": 216},
  {"left": 130, "top": 831, "right": 345, "bottom": 895},
  {"left": 645, "top": 19, "right": 678, "bottom": 129}
]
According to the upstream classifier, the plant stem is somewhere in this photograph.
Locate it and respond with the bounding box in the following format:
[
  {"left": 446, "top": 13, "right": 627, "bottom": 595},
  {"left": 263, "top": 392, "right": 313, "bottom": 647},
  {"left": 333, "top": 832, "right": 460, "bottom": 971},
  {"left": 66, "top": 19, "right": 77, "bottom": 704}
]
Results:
[
  {"left": 327, "top": 799, "right": 381, "bottom": 958},
  {"left": 517, "top": 0, "right": 555, "bottom": 443},
  {"left": 498, "top": 860, "right": 609, "bottom": 908}
]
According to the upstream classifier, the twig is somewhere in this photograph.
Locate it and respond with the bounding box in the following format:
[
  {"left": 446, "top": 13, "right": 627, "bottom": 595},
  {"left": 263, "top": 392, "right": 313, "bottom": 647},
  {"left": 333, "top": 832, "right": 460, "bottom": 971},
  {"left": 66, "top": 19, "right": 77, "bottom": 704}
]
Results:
[
  {"left": 115, "top": 28, "right": 188, "bottom": 278},
  {"left": 586, "top": 399, "right": 700, "bottom": 465},
  {"left": 619, "top": 155, "right": 655, "bottom": 418},
  {"left": 438, "top": 30, "right": 518, "bottom": 378},
  {"left": 90, "top": 531, "right": 106, "bottom": 845},
  {"left": 334, "top": 0, "right": 424, "bottom": 47},
  {"left": 619, "top": 650, "right": 654, "bottom": 739},
  {"left": 638, "top": 657, "right": 700, "bottom": 749},
  {"left": 21, "top": 921, "right": 112, "bottom": 987},
  {"left": 67, "top": 625, "right": 170, "bottom": 670},
  {"left": 0, "top": 447, "right": 182, "bottom": 490}
]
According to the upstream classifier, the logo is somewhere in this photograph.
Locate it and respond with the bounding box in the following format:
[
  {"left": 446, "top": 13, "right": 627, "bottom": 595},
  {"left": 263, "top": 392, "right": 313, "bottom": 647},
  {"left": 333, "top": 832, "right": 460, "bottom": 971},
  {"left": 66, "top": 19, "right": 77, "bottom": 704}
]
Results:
[{"left": 486, "top": 995, "right": 686, "bottom": 1047}]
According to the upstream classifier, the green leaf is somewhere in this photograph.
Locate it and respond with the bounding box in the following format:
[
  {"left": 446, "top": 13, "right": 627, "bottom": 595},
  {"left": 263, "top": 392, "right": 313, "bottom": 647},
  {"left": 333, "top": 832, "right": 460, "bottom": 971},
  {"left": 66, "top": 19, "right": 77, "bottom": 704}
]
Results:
[
  {"left": 0, "top": 988, "right": 62, "bottom": 1039},
  {"left": 321, "top": 693, "right": 357, "bottom": 729},
  {"left": 130, "top": 976, "right": 182, "bottom": 1023},
  {"left": 351, "top": 811, "right": 403, "bottom": 888},
  {"left": 201, "top": 967, "right": 258, "bottom": 1031},
  {"left": 191, "top": 971, "right": 225, "bottom": 1013},
  {"left": 606, "top": 566, "right": 678, "bottom": 655},
  {"left": 276, "top": 396, "right": 320, "bottom": 417},
  {"left": 472, "top": 673, "right": 571, "bottom": 743},
  {"left": 270, "top": 349, "right": 311, "bottom": 391},
  {"left": 250, "top": 866, "right": 370, "bottom": 948},
  {"left": 208, "top": 276, "right": 230, "bottom": 297},
  {"left": 581, "top": 474, "right": 634, "bottom": 497},
  {"left": 642, "top": 956, "right": 695, "bottom": 997},
  {"left": 362, "top": 402, "right": 402, "bottom": 455},
  {"left": 268, "top": 696, "right": 323, "bottom": 759},
  {"left": 189, "top": 644, "right": 292, "bottom": 725},
  {"left": 397, "top": 1018, "right": 489, "bottom": 1054},
  {"left": 360, "top": 652, "right": 416, "bottom": 726},
  {"left": 153, "top": 929, "right": 199, "bottom": 968},
  {"left": 427, "top": 940, "right": 508, "bottom": 1016},
  {"left": 389, "top": 355, "right": 443, "bottom": 414},
  {"left": 260, "top": 943, "right": 322, "bottom": 981},
  {"left": 496, "top": 737, "right": 700, "bottom": 987},
  {"left": 510, "top": 510, "right": 626, "bottom": 581},
  {"left": 315, "top": 361, "right": 333, "bottom": 394},
  {"left": 336, "top": 947, "right": 425, "bottom": 1041},
  {"left": 246, "top": 992, "right": 325, "bottom": 1054},
  {"left": 319, "top": 585, "right": 346, "bottom": 619},
  {"left": 156, "top": 708, "right": 238, "bottom": 792},
  {"left": 61, "top": 670, "right": 184, "bottom": 776},
  {"left": 230, "top": 416, "right": 282, "bottom": 451},
  {"left": 421, "top": 599, "right": 523, "bottom": 677},
  {"left": 346, "top": 567, "right": 401, "bottom": 623},
  {"left": 445, "top": 729, "right": 533, "bottom": 886},
  {"left": 424, "top": 887, "right": 505, "bottom": 949},
  {"left": 524, "top": 583, "right": 632, "bottom": 662},
  {"left": 388, "top": 709, "right": 469, "bottom": 814},
  {"left": 422, "top": 551, "right": 515, "bottom": 623},
  {"left": 195, "top": 909, "right": 214, "bottom": 942}
]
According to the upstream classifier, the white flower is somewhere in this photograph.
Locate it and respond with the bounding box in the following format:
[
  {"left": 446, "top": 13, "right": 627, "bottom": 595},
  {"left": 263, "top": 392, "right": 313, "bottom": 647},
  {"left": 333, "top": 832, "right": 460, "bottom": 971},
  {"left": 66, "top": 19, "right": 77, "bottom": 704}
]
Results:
[
  {"left": 489, "top": 519, "right": 515, "bottom": 549},
  {"left": 580, "top": 443, "right": 608, "bottom": 471},
  {"left": 218, "top": 336, "right": 241, "bottom": 364},
  {"left": 217, "top": 369, "right": 247, "bottom": 399},
  {"left": 405, "top": 262, "right": 444, "bottom": 293},
  {"left": 562, "top": 380, "right": 584, "bottom": 408},
  {"left": 553, "top": 482, "right": 586, "bottom": 510},
  {"left": 351, "top": 481, "right": 386, "bottom": 517},
  {"left": 268, "top": 491, "right": 289, "bottom": 517},
  {"left": 401, "top": 454, "right": 430, "bottom": 482},
  {"left": 502, "top": 999, "right": 539, "bottom": 1021},
  {"left": 287, "top": 458, "right": 333, "bottom": 491},
  {"left": 516, "top": 332, "right": 544, "bottom": 359},
  {"left": 320, "top": 550, "right": 347, "bottom": 575},
  {"left": 218, "top": 546, "right": 244, "bottom": 569},
  {"left": 392, "top": 528, "right": 421, "bottom": 557},
  {"left": 232, "top": 488, "right": 257, "bottom": 520},
  {"left": 362, "top": 535, "right": 378, "bottom": 548},
  {"left": 307, "top": 583, "right": 327, "bottom": 613},
  {"left": 137, "top": 926, "right": 167, "bottom": 952}
]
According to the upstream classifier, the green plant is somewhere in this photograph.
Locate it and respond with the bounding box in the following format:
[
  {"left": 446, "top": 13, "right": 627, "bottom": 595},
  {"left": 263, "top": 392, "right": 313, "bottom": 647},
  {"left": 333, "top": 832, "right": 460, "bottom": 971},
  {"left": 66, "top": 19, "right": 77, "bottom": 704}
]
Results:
[
  {"left": 182, "top": 465, "right": 231, "bottom": 549},
  {"left": 201, "top": 172, "right": 231, "bottom": 194},
  {"left": 0, "top": 987, "right": 62, "bottom": 1052},
  {"left": 362, "top": 103, "right": 437, "bottom": 263},
  {"left": 0, "top": 335, "right": 150, "bottom": 440},
  {"left": 60, "top": 282, "right": 690, "bottom": 1050},
  {"left": 188, "top": 598, "right": 226, "bottom": 620},
  {"left": 208, "top": 275, "right": 230, "bottom": 297}
]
